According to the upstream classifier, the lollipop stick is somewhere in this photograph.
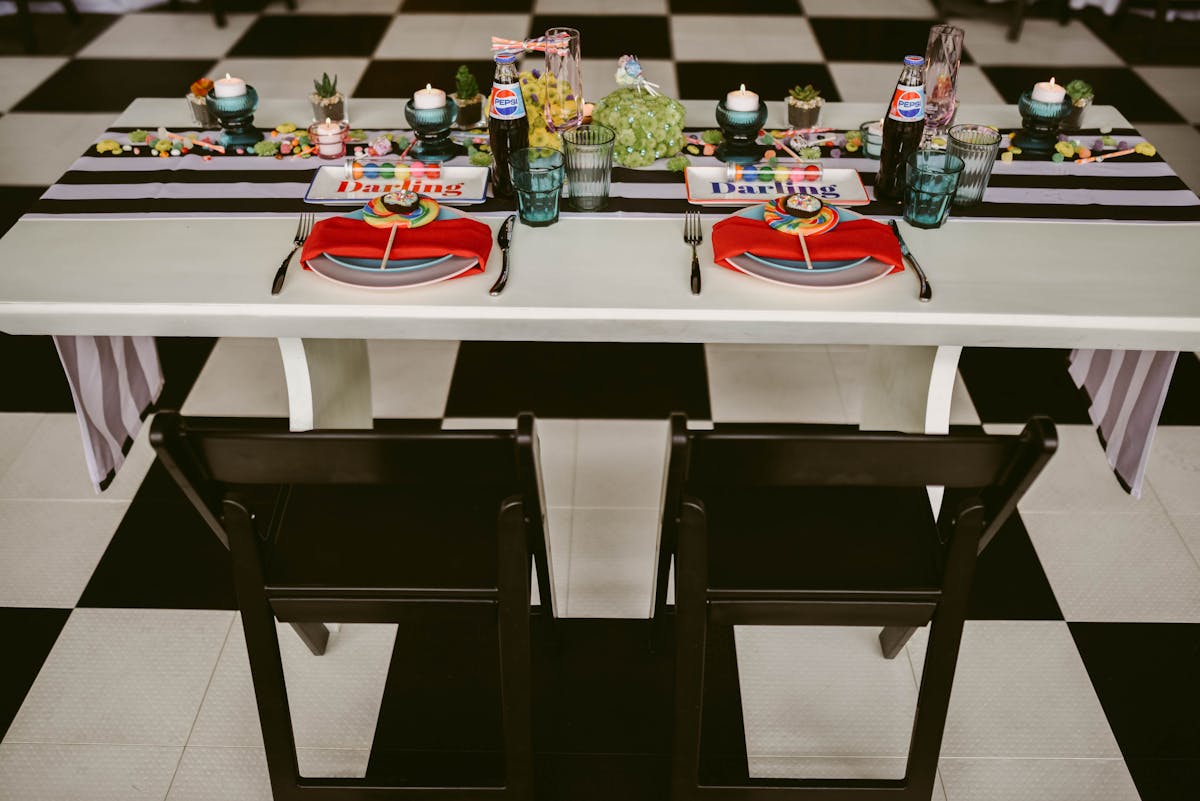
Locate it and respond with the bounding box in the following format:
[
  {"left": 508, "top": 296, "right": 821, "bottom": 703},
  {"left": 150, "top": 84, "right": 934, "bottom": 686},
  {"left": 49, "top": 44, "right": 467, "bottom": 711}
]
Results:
[
  {"left": 797, "top": 230, "right": 814, "bottom": 271},
  {"left": 380, "top": 224, "right": 398, "bottom": 270}
]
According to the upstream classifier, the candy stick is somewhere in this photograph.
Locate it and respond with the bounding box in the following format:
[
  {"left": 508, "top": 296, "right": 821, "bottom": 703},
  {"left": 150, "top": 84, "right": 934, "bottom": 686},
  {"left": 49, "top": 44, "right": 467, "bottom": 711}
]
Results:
[
  {"left": 379, "top": 224, "right": 398, "bottom": 271},
  {"left": 1075, "top": 147, "right": 1135, "bottom": 164},
  {"left": 161, "top": 130, "right": 225, "bottom": 154},
  {"left": 797, "top": 231, "right": 814, "bottom": 271},
  {"left": 772, "top": 137, "right": 806, "bottom": 163}
]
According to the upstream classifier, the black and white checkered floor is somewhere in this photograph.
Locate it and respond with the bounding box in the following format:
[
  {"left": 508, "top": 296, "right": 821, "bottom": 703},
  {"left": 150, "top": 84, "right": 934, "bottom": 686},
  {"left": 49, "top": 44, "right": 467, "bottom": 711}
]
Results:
[{"left": 1, "top": 2, "right": 1199, "bottom": 800}]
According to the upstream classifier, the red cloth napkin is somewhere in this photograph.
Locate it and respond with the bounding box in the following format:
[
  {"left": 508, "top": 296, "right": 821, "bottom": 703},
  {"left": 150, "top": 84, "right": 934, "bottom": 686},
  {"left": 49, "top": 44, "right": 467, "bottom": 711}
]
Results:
[
  {"left": 300, "top": 215, "right": 493, "bottom": 274},
  {"left": 712, "top": 216, "right": 904, "bottom": 275}
]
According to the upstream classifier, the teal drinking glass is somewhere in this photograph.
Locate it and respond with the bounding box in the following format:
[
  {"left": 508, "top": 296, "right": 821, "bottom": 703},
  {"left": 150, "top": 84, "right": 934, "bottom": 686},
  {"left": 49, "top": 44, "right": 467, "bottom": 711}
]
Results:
[
  {"left": 510, "top": 147, "right": 565, "bottom": 227},
  {"left": 903, "top": 149, "right": 964, "bottom": 229}
]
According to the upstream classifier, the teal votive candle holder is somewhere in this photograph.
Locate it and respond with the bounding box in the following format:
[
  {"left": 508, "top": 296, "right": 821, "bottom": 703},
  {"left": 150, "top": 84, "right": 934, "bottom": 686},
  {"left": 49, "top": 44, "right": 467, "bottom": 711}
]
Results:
[
  {"left": 404, "top": 99, "right": 462, "bottom": 163},
  {"left": 1011, "top": 92, "right": 1072, "bottom": 156},
  {"left": 206, "top": 86, "right": 264, "bottom": 149},
  {"left": 715, "top": 99, "right": 768, "bottom": 164}
]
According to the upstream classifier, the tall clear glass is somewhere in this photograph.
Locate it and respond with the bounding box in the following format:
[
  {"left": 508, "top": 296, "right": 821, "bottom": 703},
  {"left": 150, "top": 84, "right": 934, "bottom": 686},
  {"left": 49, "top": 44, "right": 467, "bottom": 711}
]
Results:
[
  {"left": 543, "top": 27, "right": 583, "bottom": 134},
  {"left": 563, "top": 124, "right": 615, "bottom": 211},
  {"left": 923, "top": 24, "right": 964, "bottom": 140},
  {"left": 946, "top": 124, "right": 1001, "bottom": 207}
]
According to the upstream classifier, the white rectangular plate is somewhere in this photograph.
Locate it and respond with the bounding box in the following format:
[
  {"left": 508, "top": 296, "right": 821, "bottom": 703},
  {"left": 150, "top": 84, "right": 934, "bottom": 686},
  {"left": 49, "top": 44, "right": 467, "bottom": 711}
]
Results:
[
  {"left": 685, "top": 166, "right": 869, "bottom": 206},
  {"left": 305, "top": 164, "right": 490, "bottom": 205}
]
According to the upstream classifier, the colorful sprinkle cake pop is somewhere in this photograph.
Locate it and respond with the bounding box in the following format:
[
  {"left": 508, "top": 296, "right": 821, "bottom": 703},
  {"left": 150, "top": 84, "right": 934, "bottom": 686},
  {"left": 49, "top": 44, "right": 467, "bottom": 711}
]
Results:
[
  {"left": 762, "top": 194, "right": 838, "bottom": 236},
  {"left": 363, "top": 190, "right": 439, "bottom": 229}
]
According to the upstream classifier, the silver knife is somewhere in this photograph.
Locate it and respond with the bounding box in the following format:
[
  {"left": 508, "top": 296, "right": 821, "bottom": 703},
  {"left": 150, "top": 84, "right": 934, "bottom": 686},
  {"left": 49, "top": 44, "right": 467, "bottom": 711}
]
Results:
[
  {"left": 889, "top": 219, "right": 932, "bottom": 303},
  {"left": 488, "top": 214, "right": 517, "bottom": 296}
]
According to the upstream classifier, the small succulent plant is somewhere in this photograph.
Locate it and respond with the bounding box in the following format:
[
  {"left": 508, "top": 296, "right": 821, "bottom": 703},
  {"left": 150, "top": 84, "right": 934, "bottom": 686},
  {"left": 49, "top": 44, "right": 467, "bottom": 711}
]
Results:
[
  {"left": 1064, "top": 79, "right": 1094, "bottom": 104},
  {"left": 789, "top": 84, "right": 822, "bottom": 103},
  {"left": 455, "top": 65, "right": 480, "bottom": 99},
  {"left": 312, "top": 72, "right": 340, "bottom": 100}
]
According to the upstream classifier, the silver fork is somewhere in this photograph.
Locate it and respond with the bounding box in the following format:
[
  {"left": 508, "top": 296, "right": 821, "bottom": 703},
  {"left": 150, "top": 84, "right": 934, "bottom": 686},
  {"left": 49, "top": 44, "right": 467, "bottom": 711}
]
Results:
[
  {"left": 271, "top": 213, "right": 314, "bottom": 295},
  {"left": 683, "top": 211, "right": 702, "bottom": 295}
]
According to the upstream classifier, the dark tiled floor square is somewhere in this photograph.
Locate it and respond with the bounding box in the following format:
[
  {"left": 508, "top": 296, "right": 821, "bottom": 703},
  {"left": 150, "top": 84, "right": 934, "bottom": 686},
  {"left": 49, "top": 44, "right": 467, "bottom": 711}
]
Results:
[
  {"left": 0, "top": 608, "right": 71, "bottom": 740},
  {"left": 444, "top": 342, "right": 711, "bottom": 419},
  {"left": 355, "top": 59, "right": 498, "bottom": 99},
  {"left": 811, "top": 18, "right": 969, "bottom": 63},
  {"left": 669, "top": 0, "right": 801, "bottom": 12},
  {"left": 528, "top": 15, "right": 671, "bottom": 59},
  {"left": 982, "top": 66, "right": 1183, "bottom": 123},
  {"left": 1160, "top": 352, "right": 1200, "bottom": 425},
  {"left": 958, "top": 347, "right": 1091, "bottom": 425},
  {"left": 968, "top": 513, "right": 1063, "bottom": 621},
  {"left": 228, "top": 14, "right": 390, "bottom": 57},
  {"left": 677, "top": 62, "right": 838, "bottom": 102},
  {"left": 13, "top": 58, "right": 216, "bottom": 113},
  {"left": 156, "top": 337, "right": 218, "bottom": 412},
  {"left": 0, "top": 13, "right": 117, "bottom": 56},
  {"left": 1070, "top": 622, "right": 1200, "bottom": 799},
  {"left": 0, "top": 334, "right": 75, "bottom": 413},
  {"left": 1080, "top": 7, "right": 1200, "bottom": 67},
  {"left": 77, "top": 461, "right": 236, "bottom": 610},
  {"left": 0, "top": 186, "right": 46, "bottom": 238},
  {"left": 403, "top": 0, "right": 533, "bottom": 9}
]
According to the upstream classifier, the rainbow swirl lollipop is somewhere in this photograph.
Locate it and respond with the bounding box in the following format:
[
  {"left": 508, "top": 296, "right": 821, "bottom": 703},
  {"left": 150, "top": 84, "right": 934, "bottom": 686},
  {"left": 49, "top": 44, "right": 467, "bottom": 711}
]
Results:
[
  {"left": 763, "top": 194, "right": 838, "bottom": 237},
  {"left": 363, "top": 190, "right": 439, "bottom": 229}
]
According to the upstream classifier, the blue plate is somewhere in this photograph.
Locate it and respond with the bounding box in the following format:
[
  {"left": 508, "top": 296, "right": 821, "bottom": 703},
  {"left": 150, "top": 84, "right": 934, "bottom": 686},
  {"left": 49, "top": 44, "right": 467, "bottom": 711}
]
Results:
[
  {"left": 733, "top": 203, "right": 866, "bottom": 272},
  {"left": 321, "top": 205, "right": 464, "bottom": 272}
]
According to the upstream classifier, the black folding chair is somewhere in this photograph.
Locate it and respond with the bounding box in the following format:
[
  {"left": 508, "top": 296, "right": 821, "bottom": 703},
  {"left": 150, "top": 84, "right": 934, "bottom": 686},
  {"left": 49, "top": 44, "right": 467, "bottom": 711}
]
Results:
[
  {"left": 151, "top": 412, "right": 554, "bottom": 801},
  {"left": 13, "top": 0, "right": 79, "bottom": 53},
  {"left": 169, "top": 0, "right": 296, "bottom": 28},
  {"left": 652, "top": 415, "right": 1056, "bottom": 800}
]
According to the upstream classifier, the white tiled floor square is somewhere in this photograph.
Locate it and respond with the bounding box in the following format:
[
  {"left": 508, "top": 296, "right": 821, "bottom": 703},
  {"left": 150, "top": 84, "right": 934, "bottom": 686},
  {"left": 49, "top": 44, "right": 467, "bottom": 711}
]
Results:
[
  {"left": 0, "top": 743, "right": 182, "bottom": 801},
  {"left": 1023, "top": 509, "right": 1200, "bottom": 622},
  {"left": 908, "top": 621, "right": 1123, "bottom": 759},
  {"left": 166, "top": 745, "right": 370, "bottom": 800},
  {"left": 181, "top": 338, "right": 459, "bottom": 419},
  {"left": 537, "top": 418, "right": 577, "bottom": 509},
  {"left": 0, "top": 413, "right": 156, "bottom": 501},
  {"left": 1171, "top": 514, "right": 1200, "bottom": 568},
  {"left": 1146, "top": 426, "right": 1200, "bottom": 515},
  {"left": 987, "top": 424, "right": 1160, "bottom": 514},
  {"left": 0, "top": 113, "right": 116, "bottom": 186},
  {"left": 189, "top": 622, "right": 396, "bottom": 751},
  {"left": 374, "top": 14, "right": 531, "bottom": 59},
  {"left": 540, "top": 506, "right": 573, "bottom": 614},
  {"left": 1136, "top": 65, "right": 1200, "bottom": 123},
  {"left": 948, "top": 17, "right": 1122, "bottom": 66},
  {"left": 735, "top": 626, "right": 918, "bottom": 778},
  {"left": 1134, "top": 122, "right": 1200, "bottom": 194},
  {"left": 802, "top": 0, "right": 936, "bottom": 17},
  {"left": 0, "top": 413, "right": 41, "bottom": 478},
  {"left": 0, "top": 57, "right": 68, "bottom": 113},
  {"left": 572, "top": 419, "right": 668, "bottom": 509},
  {"left": 565, "top": 507, "right": 660, "bottom": 617},
  {"left": 78, "top": 13, "right": 255, "bottom": 58},
  {"left": 828, "top": 62, "right": 1005, "bottom": 106},
  {"left": 937, "top": 757, "right": 1141, "bottom": 801},
  {"left": 706, "top": 345, "right": 848, "bottom": 424},
  {"left": 0, "top": 499, "right": 127, "bottom": 608},
  {"left": 209, "top": 58, "right": 369, "bottom": 105},
  {"left": 828, "top": 347, "right": 981, "bottom": 426},
  {"left": 5, "top": 608, "right": 233, "bottom": 746},
  {"left": 672, "top": 15, "right": 822, "bottom": 62}
]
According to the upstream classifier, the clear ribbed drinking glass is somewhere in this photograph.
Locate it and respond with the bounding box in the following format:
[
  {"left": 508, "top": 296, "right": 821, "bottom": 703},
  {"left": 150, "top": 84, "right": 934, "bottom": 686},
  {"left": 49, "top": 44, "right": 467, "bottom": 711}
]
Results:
[
  {"left": 946, "top": 124, "right": 1001, "bottom": 207},
  {"left": 562, "top": 124, "right": 615, "bottom": 211}
]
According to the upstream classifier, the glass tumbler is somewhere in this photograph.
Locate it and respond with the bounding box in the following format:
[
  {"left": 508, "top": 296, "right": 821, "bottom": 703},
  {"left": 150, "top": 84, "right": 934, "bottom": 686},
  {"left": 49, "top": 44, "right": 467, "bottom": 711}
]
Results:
[
  {"left": 923, "top": 23, "right": 964, "bottom": 140},
  {"left": 562, "top": 124, "right": 615, "bottom": 211},
  {"left": 946, "top": 124, "right": 1001, "bottom": 207},
  {"left": 543, "top": 27, "right": 583, "bottom": 134},
  {"left": 904, "top": 149, "right": 964, "bottom": 229},
  {"left": 509, "top": 147, "right": 565, "bottom": 227}
]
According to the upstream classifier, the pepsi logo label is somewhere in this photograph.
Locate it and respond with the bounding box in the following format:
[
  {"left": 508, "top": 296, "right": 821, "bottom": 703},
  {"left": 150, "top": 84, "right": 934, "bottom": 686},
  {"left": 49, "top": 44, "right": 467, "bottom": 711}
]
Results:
[
  {"left": 888, "top": 86, "right": 925, "bottom": 122},
  {"left": 489, "top": 84, "right": 526, "bottom": 119}
]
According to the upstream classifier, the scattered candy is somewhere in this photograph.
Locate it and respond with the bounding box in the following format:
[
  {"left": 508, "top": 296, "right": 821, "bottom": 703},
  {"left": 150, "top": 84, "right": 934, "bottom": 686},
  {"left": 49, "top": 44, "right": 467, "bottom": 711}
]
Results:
[
  {"left": 1117, "top": 140, "right": 1129, "bottom": 150},
  {"left": 159, "top": 151, "right": 169, "bottom": 158},
  {"left": 129, "top": 129, "right": 149, "bottom": 144},
  {"left": 1054, "top": 140, "right": 1076, "bottom": 157},
  {"left": 133, "top": 147, "right": 141, "bottom": 155},
  {"left": 181, "top": 147, "right": 189, "bottom": 154},
  {"left": 829, "top": 147, "right": 841, "bottom": 158},
  {"left": 122, "top": 144, "right": 132, "bottom": 152},
  {"left": 1091, "top": 139, "right": 1103, "bottom": 151},
  {"left": 171, "top": 148, "right": 181, "bottom": 156},
  {"left": 252, "top": 140, "right": 279, "bottom": 157},
  {"left": 1076, "top": 147, "right": 1091, "bottom": 159},
  {"left": 354, "top": 146, "right": 364, "bottom": 156},
  {"left": 96, "top": 139, "right": 122, "bottom": 154},
  {"left": 153, "top": 139, "right": 172, "bottom": 153},
  {"left": 845, "top": 141, "right": 859, "bottom": 152},
  {"left": 1134, "top": 141, "right": 1157, "bottom": 156},
  {"left": 276, "top": 122, "right": 297, "bottom": 134},
  {"left": 1051, "top": 153, "right": 1064, "bottom": 163},
  {"left": 1000, "top": 152, "right": 1014, "bottom": 163},
  {"left": 203, "top": 155, "right": 212, "bottom": 161},
  {"left": 1102, "top": 135, "right": 1117, "bottom": 147},
  {"left": 236, "top": 147, "right": 245, "bottom": 154},
  {"left": 281, "top": 141, "right": 293, "bottom": 155},
  {"left": 702, "top": 144, "right": 715, "bottom": 156},
  {"left": 763, "top": 149, "right": 776, "bottom": 159},
  {"left": 1007, "top": 145, "right": 1022, "bottom": 155},
  {"left": 1100, "top": 126, "right": 1112, "bottom": 134},
  {"left": 684, "top": 143, "right": 700, "bottom": 155}
]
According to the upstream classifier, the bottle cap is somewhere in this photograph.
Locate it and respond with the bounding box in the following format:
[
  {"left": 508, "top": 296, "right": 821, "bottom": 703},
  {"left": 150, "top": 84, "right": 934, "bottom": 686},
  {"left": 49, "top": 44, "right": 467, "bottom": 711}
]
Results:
[
  {"left": 494, "top": 52, "right": 517, "bottom": 63},
  {"left": 903, "top": 55, "right": 925, "bottom": 66}
]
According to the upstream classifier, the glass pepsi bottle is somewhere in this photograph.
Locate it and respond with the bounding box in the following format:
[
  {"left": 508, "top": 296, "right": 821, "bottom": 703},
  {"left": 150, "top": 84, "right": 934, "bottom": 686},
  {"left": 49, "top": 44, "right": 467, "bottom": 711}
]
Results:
[
  {"left": 487, "top": 52, "right": 529, "bottom": 198},
  {"left": 875, "top": 55, "right": 926, "bottom": 204}
]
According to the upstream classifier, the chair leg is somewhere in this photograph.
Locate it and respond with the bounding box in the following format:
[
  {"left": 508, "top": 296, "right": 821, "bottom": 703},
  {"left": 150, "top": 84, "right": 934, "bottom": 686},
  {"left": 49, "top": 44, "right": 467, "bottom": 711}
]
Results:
[
  {"left": 1007, "top": 0, "right": 1027, "bottom": 43},
  {"left": 879, "top": 625, "right": 919, "bottom": 659},
  {"left": 1058, "top": 0, "right": 1071, "bottom": 26},
  {"left": 497, "top": 500, "right": 534, "bottom": 799},
  {"left": 284, "top": 0, "right": 297, "bottom": 9},
  {"left": 60, "top": 0, "right": 80, "bottom": 24},
  {"left": 15, "top": 0, "right": 37, "bottom": 53},
  {"left": 670, "top": 501, "right": 708, "bottom": 801},
  {"left": 289, "top": 621, "right": 329, "bottom": 656},
  {"left": 212, "top": 0, "right": 227, "bottom": 28}
]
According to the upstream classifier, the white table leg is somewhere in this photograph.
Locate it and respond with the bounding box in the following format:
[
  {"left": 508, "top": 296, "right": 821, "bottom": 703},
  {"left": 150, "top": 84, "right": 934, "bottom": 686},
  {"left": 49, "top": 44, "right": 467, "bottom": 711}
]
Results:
[{"left": 276, "top": 338, "right": 373, "bottom": 432}]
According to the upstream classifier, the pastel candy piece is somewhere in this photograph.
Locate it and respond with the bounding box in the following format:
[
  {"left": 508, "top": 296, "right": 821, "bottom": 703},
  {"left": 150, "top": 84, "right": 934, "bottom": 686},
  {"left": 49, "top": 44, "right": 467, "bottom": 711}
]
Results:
[
  {"left": 379, "top": 162, "right": 395, "bottom": 178},
  {"left": 424, "top": 162, "right": 442, "bottom": 179},
  {"left": 351, "top": 162, "right": 364, "bottom": 179},
  {"left": 364, "top": 163, "right": 380, "bottom": 178},
  {"left": 393, "top": 163, "right": 410, "bottom": 180},
  {"left": 411, "top": 162, "right": 426, "bottom": 178},
  {"left": 742, "top": 165, "right": 757, "bottom": 181}
]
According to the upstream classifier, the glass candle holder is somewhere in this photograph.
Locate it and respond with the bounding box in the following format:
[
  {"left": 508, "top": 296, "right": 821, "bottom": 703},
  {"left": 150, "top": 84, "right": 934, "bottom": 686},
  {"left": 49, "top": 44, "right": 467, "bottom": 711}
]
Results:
[
  {"left": 714, "top": 99, "right": 768, "bottom": 164},
  {"left": 307, "top": 119, "right": 349, "bottom": 160},
  {"left": 1011, "top": 92, "right": 1072, "bottom": 156},
  {"left": 403, "top": 99, "right": 461, "bottom": 163},
  {"left": 860, "top": 120, "right": 884, "bottom": 159},
  {"left": 185, "top": 93, "right": 220, "bottom": 130},
  {"left": 206, "top": 86, "right": 264, "bottom": 149}
]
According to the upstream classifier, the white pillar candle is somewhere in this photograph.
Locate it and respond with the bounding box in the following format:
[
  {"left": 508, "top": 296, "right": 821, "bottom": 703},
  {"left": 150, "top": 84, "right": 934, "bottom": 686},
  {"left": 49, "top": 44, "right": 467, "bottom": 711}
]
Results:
[
  {"left": 313, "top": 118, "right": 344, "bottom": 157},
  {"left": 725, "top": 84, "right": 759, "bottom": 112},
  {"left": 413, "top": 83, "right": 447, "bottom": 110},
  {"left": 212, "top": 73, "right": 247, "bottom": 98},
  {"left": 1031, "top": 77, "right": 1066, "bottom": 104}
]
